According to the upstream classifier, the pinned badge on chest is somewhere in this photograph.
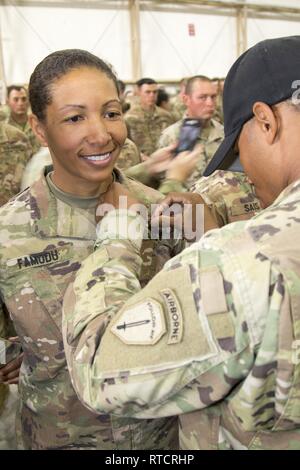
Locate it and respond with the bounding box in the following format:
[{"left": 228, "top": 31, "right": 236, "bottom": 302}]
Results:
[{"left": 111, "top": 298, "right": 166, "bottom": 345}]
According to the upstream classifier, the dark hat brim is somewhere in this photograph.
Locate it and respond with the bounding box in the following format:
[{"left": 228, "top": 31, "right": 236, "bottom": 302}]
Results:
[{"left": 203, "top": 127, "right": 241, "bottom": 176}]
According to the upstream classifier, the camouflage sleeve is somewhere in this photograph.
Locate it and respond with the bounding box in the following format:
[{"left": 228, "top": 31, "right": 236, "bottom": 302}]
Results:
[
  {"left": 63, "top": 209, "right": 278, "bottom": 419},
  {"left": 0, "top": 302, "right": 22, "bottom": 366},
  {"left": 191, "top": 170, "right": 262, "bottom": 227},
  {"left": 157, "top": 179, "right": 187, "bottom": 195},
  {"left": 157, "top": 129, "right": 174, "bottom": 150},
  {"left": 63, "top": 209, "right": 146, "bottom": 387},
  {"left": 125, "top": 163, "right": 159, "bottom": 189}
]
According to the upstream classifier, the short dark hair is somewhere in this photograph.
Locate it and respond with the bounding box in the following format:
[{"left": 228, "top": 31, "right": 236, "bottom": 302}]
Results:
[
  {"left": 29, "top": 49, "right": 119, "bottom": 121},
  {"left": 7, "top": 85, "right": 27, "bottom": 98},
  {"left": 185, "top": 75, "right": 211, "bottom": 96},
  {"left": 136, "top": 78, "right": 157, "bottom": 88},
  {"left": 156, "top": 88, "right": 169, "bottom": 107},
  {"left": 117, "top": 79, "right": 126, "bottom": 94}
]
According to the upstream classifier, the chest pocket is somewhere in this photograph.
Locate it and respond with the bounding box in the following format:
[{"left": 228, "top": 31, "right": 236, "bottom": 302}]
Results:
[{"left": 2, "top": 242, "right": 91, "bottom": 381}]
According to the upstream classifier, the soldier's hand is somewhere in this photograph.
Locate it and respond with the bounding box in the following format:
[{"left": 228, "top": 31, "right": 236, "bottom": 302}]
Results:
[
  {"left": 96, "top": 182, "right": 146, "bottom": 223},
  {"left": 145, "top": 143, "right": 178, "bottom": 175},
  {"left": 152, "top": 191, "right": 218, "bottom": 241},
  {"left": 0, "top": 340, "right": 24, "bottom": 385},
  {"left": 165, "top": 144, "right": 203, "bottom": 182},
  {"left": 140, "top": 152, "right": 150, "bottom": 162}
]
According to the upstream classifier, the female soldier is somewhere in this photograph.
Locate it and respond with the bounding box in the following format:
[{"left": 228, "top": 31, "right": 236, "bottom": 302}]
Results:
[{"left": 0, "top": 49, "right": 179, "bottom": 450}]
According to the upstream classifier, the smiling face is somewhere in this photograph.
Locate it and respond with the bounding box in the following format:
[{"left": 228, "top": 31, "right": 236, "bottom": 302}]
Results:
[{"left": 31, "top": 66, "right": 127, "bottom": 196}]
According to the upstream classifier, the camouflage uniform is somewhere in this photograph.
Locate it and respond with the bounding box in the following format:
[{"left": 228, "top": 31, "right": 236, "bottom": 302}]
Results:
[
  {"left": 169, "top": 94, "right": 186, "bottom": 122},
  {"left": 125, "top": 169, "right": 262, "bottom": 225},
  {"left": 0, "top": 310, "right": 9, "bottom": 434},
  {"left": 125, "top": 103, "right": 173, "bottom": 156},
  {"left": 63, "top": 179, "right": 300, "bottom": 450},
  {"left": 0, "top": 166, "right": 181, "bottom": 450},
  {"left": 158, "top": 118, "right": 224, "bottom": 189},
  {"left": 0, "top": 305, "right": 21, "bottom": 449},
  {"left": 6, "top": 114, "right": 41, "bottom": 155},
  {"left": 191, "top": 170, "right": 262, "bottom": 226},
  {"left": 0, "top": 105, "right": 9, "bottom": 122},
  {"left": 125, "top": 169, "right": 255, "bottom": 227},
  {"left": 116, "top": 138, "right": 141, "bottom": 171},
  {"left": 0, "top": 384, "right": 19, "bottom": 450},
  {"left": 0, "top": 122, "right": 32, "bottom": 207},
  {"left": 213, "top": 94, "right": 224, "bottom": 124}
]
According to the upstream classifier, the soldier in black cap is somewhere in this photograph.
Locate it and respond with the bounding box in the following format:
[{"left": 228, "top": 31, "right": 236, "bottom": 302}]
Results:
[{"left": 63, "top": 36, "right": 300, "bottom": 450}]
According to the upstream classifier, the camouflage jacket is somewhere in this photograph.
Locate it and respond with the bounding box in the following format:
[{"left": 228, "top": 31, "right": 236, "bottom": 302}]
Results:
[
  {"left": 0, "top": 122, "right": 32, "bottom": 207},
  {"left": 0, "top": 105, "right": 9, "bottom": 122},
  {"left": 213, "top": 94, "right": 224, "bottom": 124},
  {"left": 192, "top": 170, "right": 262, "bottom": 226},
  {"left": 116, "top": 138, "right": 141, "bottom": 171},
  {"left": 169, "top": 94, "right": 187, "bottom": 122},
  {"left": 7, "top": 115, "right": 41, "bottom": 155},
  {"left": 0, "top": 166, "right": 181, "bottom": 450},
  {"left": 124, "top": 169, "right": 262, "bottom": 226},
  {"left": 0, "top": 309, "right": 10, "bottom": 413},
  {"left": 125, "top": 104, "right": 173, "bottom": 156},
  {"left": 158, "top": 118, "right": 224, "bottom": 189},
  {"left": 63, "top": 179, "right": 300, "bottom": 450}
]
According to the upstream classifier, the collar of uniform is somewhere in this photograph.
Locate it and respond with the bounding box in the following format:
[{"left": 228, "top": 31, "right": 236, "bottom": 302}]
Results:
[
  {"left": 204, "top": 119, "right": 224, "bottom": 144},
  {"left": 28, "top": 165, "right": 162, "bottom": 239},
  {"left": 7, "top": 114, "right": 29, "bottom": 132},
  {"left": 29, "top": 165, "right": 100, "bottom": 240},
  {"left": 46, "top": 171, "right": 114, "bottom": 209},
  {"left": 116, "top": 166, "right": 162, "bottom": 209}
]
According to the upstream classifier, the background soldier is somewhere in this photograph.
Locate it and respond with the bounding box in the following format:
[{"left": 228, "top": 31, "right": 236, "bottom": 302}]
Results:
[
  {"left": 158, "top": 75, "right": 224, "bottom": 188},
  {"left": 6, "top": 85, "right": 40, "bottom": 155},
  {"left": 169, "top": 77, "right": 188, "bottom": 122},
  {"left": 125, "top": 78, "right": 173, "bottom": 157},
  {"left": 0, "top": 121, "right": 32, "bottom": 206}
]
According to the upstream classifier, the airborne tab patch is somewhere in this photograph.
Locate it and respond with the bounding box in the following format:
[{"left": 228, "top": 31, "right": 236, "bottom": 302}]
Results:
[
  {"left": 160, "top": 288, "right": 183, "bottom": 344},
  {"left": 111, "top": 298, "right": 166, "bottom": 345}
]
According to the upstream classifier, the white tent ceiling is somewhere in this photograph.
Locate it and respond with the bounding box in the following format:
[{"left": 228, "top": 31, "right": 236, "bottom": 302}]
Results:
[{"left": 0, "top": 0, "right": 299, "bottom": 93}]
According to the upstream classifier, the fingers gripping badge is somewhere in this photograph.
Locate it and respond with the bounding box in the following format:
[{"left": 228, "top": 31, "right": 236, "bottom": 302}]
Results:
[{"left": 111, "top": 299, "right": 166, "bottom": 345}]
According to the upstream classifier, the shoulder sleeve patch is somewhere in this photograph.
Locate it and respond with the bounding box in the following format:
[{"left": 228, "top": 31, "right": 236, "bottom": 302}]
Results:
[
  {"left": 100, "top": 265, "right": 218, "bottom": 375},
  {"left": 111, "top": 298, "right": 166, "bottom": 345}
]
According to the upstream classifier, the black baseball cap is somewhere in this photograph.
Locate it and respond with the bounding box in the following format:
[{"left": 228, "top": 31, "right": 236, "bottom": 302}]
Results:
[{"left": 204, "top": 35, "right": 300, "bottom": 176}]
